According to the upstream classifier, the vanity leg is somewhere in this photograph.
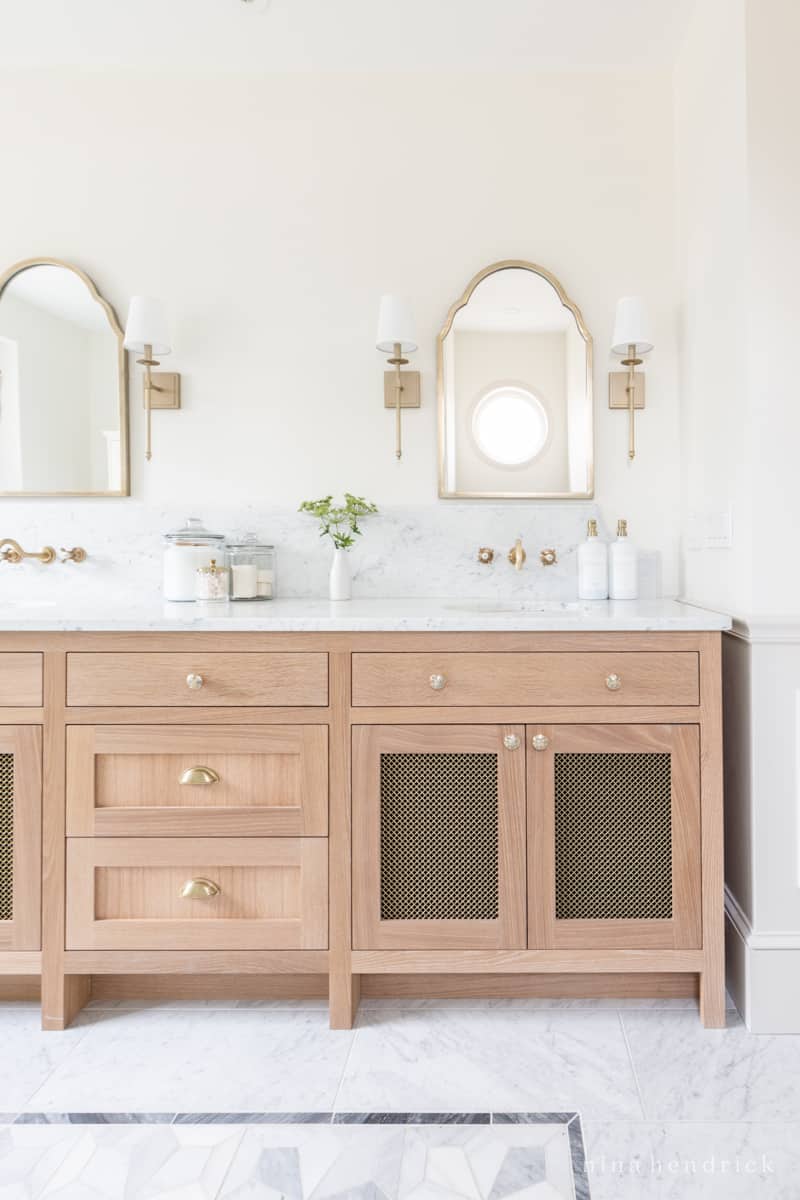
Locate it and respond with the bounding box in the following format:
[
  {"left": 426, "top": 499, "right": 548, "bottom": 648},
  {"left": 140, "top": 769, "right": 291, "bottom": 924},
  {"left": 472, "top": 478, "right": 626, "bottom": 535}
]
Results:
[
  {"left": 328, "top": 651, "right": 359, "bottom": 1030},
  {"left": 699, "top": 968, "right": 726, "bottom": 1029},
  {"left": 42, "top": 974, "right": 91, "bottom": 1031}
]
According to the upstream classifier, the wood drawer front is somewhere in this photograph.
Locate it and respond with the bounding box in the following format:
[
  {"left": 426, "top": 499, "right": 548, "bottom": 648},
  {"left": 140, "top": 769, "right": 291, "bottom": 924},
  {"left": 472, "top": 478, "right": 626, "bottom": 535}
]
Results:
[
  {"left": 66, "top": 726, "right": 328, "bottom": 837},
  {"left": 0, "top": 654, "right": 43, "bottom": 707},
  {"left": 66, "top": 837, "right": 328, "bottom": 951},
  {"left": 66, "top": 652, "right": 328, "bottom": 707},
  {"left": 352, "top": 652, "right": 700, "bottom": 708}
]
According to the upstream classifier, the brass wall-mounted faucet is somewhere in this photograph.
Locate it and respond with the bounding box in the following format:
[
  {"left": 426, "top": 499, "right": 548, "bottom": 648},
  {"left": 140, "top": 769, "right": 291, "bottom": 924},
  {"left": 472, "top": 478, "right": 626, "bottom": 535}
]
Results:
[{"left": 0, "top": 538, "right": 56, "bottom": 564}]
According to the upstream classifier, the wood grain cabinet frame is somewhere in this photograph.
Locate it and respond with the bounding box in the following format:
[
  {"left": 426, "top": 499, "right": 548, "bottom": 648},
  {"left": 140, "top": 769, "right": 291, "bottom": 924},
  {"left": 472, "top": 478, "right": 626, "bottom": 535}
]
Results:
[
  {"left": 0, "top": 726, "right": 42, "bottom": 951},
  {"left": 66, "top": 837, "right": 328, "bottom": 951},
  {"left": 352, "top": 724, "right": 527, "bottom": 950},
  {"left": 66, "top": 725, "right": 328, "bottom": 837},
  {"left": 0, "top": 654, "right": 43, "bottom": 707},
  {"left": 528, "top": 724, "right": 702, "bottom": 951}
]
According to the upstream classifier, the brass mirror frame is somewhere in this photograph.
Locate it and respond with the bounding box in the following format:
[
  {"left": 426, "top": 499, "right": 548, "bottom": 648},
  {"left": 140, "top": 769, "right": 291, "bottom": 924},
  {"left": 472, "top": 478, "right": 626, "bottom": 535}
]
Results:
[
  {"left": 437, "top": 259, "right": 594, "bottom": 500},
  {"left": 0, "top": 256, "right": 130, "bottom": 498}
]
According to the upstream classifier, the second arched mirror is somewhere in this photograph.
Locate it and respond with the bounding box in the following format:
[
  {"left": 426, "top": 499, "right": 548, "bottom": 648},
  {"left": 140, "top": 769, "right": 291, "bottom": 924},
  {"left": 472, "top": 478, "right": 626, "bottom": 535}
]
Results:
[{"left": 438, "top": 260, "right": 593, "bottom": 499}]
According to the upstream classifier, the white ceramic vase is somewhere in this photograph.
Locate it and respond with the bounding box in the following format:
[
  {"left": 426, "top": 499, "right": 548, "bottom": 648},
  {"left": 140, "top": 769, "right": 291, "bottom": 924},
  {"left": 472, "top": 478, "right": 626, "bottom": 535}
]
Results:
[{"left": 329, "top": 547, "right": 352, "bottom": 601}]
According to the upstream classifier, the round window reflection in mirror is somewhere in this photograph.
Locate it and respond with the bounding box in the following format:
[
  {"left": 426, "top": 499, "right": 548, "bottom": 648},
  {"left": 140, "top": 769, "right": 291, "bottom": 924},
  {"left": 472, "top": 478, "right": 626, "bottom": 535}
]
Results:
[{"left": 471, "top": 385, "right": 548, "bottom": 467}]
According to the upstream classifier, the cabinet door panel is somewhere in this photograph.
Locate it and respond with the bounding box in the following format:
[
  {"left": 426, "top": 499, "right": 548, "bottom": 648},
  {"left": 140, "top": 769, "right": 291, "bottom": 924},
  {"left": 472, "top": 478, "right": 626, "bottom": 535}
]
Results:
[
  {"left": 0, "top": 726, "right": 42, "bottom": 951},
  {"left": 528, "top": 724, "right": 701, "bottom": 950},
  {"left": 353, "top": 725, "right": 526, "bottom": 950}
]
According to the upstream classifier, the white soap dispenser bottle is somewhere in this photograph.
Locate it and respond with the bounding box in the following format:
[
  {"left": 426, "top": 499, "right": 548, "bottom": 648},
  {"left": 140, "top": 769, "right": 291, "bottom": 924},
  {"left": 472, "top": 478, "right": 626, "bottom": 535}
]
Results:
[
  {"left": 609, "top": 518, "right": 638, "bottom": 600},
  {"left": 577, "top": 519, "right": 608, "bottom": 600}
]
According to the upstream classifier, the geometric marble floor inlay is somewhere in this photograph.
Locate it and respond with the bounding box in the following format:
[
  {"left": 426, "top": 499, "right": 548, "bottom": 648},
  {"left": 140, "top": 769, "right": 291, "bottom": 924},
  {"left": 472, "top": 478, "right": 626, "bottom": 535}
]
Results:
[{"left": 3, "top": 993, "right": 800, "bottom": 1197}]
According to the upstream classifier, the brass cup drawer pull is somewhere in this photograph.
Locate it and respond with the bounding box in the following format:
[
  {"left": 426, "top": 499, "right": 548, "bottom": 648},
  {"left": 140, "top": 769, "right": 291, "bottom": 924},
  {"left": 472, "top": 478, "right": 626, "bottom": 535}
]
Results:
[
  {"left": 429, "top": 673, "right": 447, "bottom": 691},
  {"left": 606, "top": 673, "right": 622, "bottom": 691},
  {"left": 503, "top": 733, "right": 521, "bottom": 751},
  {"left": 186, "top": 673, "right": 204, "bottom": 690},
  {"left": 531, "top": 733, "right": 550, "bottom": 751},
  {"left": 180, "top": 877, "right": 221, "bottom": 900},
  {"left": 179, "top": 765, "right": 220, "bottom": 786}
]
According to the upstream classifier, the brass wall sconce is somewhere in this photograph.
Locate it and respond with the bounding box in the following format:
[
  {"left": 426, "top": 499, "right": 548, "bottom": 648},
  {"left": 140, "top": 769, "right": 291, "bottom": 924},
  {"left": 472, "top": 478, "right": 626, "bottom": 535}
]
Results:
[
  {"left": 376, "top": 294, "right": 420, "bottom": 461},
  {"left": 124, "top": 296, "right": 181, "bottom": 461},
  {"left": 609, "top": 296, "right": 654, "bottom": 461}
]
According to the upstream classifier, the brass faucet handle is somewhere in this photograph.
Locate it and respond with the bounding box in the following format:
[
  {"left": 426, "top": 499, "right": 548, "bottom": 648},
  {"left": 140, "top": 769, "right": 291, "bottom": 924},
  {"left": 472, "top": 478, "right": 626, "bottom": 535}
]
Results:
[
  {"left": 60, "top": 547, "right": 87, "bottom": 563},
  {"left": 539, "top": 548, "right": 558, "bottom": 567},
  {"left": 507, "top": 538, "right": 526, "bottom": 570},
  {"left": 477, "top": 547, "right": 494, "bottom": 565}
]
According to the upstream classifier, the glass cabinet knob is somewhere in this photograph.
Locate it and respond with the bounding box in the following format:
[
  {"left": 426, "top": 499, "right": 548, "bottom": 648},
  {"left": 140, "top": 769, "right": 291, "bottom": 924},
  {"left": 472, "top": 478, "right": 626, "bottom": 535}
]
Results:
[
  {"left": 503, "top": 733, "right": 521, "bottom": 751},
  {"left": 429, "top": 674, "right": 447, "bottom": 691},
  {"left": 186, "top": 673, "right": 204, "bottom": 690},
  {"left": 606, "top": 673, "right": 622, "bottom": 691},
  {"left": 531, "top": 733, "right": 550, "bottom": 751}
]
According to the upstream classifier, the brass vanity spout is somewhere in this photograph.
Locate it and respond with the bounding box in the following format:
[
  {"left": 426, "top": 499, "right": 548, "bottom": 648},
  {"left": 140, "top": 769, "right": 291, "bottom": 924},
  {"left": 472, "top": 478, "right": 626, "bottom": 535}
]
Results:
[
  {"left": 507, "top": 538, "right": 527, "bottom": 570},
  {"left": 0, "top": 538, "right": 56, "bottom": 565}
]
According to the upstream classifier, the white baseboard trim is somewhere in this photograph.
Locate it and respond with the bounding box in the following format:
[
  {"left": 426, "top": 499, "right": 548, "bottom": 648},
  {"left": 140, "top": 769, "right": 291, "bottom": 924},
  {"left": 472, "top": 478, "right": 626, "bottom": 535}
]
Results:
[
  {"left": 725, "top": 885, "right": 800, "bottom": 951},
  {"left": 725, "top": 885, "right": 800, "bottom": 1033}
]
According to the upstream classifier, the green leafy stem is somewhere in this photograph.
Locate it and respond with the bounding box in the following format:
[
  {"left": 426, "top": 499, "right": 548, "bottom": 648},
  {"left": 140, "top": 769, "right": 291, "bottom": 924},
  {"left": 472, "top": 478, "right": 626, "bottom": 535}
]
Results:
[{"left": 298, "top": 493, "right": 378, "bottom": 551}]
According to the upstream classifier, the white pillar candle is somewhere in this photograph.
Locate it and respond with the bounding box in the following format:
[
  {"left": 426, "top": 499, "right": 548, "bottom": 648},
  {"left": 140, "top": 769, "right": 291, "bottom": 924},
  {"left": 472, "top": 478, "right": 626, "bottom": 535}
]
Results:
[{"left": 231, "top": 563, "right": 258, "bottom": 599}]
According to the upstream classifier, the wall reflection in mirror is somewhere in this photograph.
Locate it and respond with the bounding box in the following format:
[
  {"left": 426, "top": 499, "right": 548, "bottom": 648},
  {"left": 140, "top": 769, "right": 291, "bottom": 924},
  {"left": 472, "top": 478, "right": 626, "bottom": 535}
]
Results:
[
  {"left": 438, "top": 261, "right": 593, "bottom": 498},
  {"left": 0, "top": 259, "right": 128, "bottom": 496}
]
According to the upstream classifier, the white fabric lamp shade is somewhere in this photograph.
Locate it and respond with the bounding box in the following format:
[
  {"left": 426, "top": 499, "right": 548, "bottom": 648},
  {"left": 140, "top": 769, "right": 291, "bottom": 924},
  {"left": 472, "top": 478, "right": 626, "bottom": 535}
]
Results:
[
  {"left": 611, "top": 296, "right": 653, "bottom": 355},
  {"left": 376, "top": 294, "right": 417, "bottom": 354},
  {"left": 124, "top": 296, "right": 172, "bottom": 357}
]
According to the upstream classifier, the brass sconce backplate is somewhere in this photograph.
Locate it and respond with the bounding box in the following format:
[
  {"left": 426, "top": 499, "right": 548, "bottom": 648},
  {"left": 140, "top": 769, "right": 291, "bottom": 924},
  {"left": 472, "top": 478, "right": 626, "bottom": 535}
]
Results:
[
  {"left": 383, "top": 370, "right": 421, "bottom": 409},
  {"left": 608, "top": 372, "right": 645, "bottom": 410},
  {"left": 144, "top": 371, "right": 181, "bottom": 410}
]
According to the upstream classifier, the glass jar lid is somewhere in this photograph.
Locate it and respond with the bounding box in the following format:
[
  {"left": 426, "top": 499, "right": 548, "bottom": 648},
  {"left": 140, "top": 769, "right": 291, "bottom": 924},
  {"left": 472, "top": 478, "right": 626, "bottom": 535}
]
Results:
[
  {"left": 164, "top": 517, "right": 225, "bottom": 546},
  {"left": 226, "top": 531, "right": 275, "bottom": 551}
]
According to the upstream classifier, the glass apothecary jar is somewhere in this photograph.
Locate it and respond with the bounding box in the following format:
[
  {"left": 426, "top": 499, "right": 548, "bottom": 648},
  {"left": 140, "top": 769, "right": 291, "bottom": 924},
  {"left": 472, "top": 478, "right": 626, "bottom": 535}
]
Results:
[
  {"left": 163, "top": 517, "right": 226, "bottom": 602},
  {"left": 226, "top": 534, "right": 277, "bottom": 601},
  {"left": 195, "top": 558, "right": 230, "bottom": 601}
]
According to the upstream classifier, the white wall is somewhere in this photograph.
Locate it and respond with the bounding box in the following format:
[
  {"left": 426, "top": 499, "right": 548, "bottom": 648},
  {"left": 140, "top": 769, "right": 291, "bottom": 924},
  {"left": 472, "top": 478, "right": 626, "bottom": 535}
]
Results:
[
  {"left": 0, "top": 67, "right": 680, "bottom": 589},
  {"left": 676, "top": 0, "right": 800, "bottom": 1031}
]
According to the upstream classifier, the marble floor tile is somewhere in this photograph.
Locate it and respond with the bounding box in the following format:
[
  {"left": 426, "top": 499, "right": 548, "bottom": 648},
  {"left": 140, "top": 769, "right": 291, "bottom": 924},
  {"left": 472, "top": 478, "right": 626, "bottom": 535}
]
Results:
[
  {"left": 336, "top": 1009, "right": 642, "bottom": 1119},
  {"left": 0, "top": 1006, "right": 88, "bottom": 1111},
  {"left": 26, "top": 1010, "right": 354, "bottom": 1114},
  {"left": 217, "top": 1122, "right": 579, "bottom": 1199},
  {"left": 0, "top": 1122, "right": 244, "bottom": 1198},
  {"left": 584, "top": 1121, "right": 800, "bottom": 1199},
  {"left": 622, "top": 1011, "right": 800, "bottom": 1121}
]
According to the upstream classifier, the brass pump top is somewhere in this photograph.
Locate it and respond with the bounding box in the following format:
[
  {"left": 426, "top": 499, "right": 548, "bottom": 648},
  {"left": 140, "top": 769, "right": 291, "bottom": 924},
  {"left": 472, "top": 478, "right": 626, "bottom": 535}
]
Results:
[
  {"left": 617, "top": 519, "right": 628, "bottom": 537},
  {"left": 587, "top": 519, "right": 598, "bottom": 537}
]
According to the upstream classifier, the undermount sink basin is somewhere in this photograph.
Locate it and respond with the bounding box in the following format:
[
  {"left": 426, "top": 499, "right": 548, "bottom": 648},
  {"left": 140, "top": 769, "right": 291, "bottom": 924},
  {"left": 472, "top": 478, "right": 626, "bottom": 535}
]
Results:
[{"left": 443, "top": 600, "right": 582, "bottom": 614}]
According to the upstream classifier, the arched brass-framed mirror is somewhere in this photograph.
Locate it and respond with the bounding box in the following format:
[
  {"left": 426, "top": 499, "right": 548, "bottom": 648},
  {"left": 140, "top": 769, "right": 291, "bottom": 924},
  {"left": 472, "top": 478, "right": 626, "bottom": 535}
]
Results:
[
  {"left": 0, "top": 257, "right": 129, "bottom": 497},
  {"left": 438, "top": 260, "right": 593, "bottom": 499}
]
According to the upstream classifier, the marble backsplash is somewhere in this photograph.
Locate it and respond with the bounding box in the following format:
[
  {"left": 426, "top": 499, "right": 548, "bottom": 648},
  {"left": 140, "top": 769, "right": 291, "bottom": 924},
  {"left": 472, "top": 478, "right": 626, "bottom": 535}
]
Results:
[{"left": 0, "top": 501, "right": 662, "bottom": 605}]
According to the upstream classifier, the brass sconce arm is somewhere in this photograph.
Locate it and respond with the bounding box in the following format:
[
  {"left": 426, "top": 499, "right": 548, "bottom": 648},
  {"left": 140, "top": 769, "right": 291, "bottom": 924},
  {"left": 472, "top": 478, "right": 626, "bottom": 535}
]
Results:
[{"left": 0, "top": 538, "right": 56, "bottom": 564}]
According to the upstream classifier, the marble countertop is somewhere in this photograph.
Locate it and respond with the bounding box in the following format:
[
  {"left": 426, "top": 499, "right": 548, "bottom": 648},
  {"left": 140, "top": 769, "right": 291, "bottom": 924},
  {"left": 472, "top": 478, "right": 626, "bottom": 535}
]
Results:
[{"left": 0, "top": 596, "right": 731, "bottom": 632}]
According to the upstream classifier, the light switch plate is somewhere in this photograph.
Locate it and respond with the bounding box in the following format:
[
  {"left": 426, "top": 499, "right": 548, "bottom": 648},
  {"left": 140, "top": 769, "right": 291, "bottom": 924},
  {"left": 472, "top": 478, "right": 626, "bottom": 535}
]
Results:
[
  {"left": 687, "top": 511, "right": 732, "bottom": 550},
  {"left": 384, "top": 370, "right": 421, "bottom": 409}
]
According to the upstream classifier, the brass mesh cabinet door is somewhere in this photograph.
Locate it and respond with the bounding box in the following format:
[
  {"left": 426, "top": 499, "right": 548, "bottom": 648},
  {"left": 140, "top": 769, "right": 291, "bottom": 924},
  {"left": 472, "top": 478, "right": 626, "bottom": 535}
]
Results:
[
  {"left": 353, "top": 725, "right": 526, "bottom": 950},
  {"left": 0, "top": 727, "right": 42, "bottom": 951},
  {"left": 528, "top": 724, "right": 701, "bottom": 950}
]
